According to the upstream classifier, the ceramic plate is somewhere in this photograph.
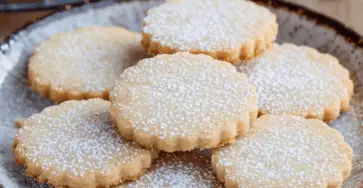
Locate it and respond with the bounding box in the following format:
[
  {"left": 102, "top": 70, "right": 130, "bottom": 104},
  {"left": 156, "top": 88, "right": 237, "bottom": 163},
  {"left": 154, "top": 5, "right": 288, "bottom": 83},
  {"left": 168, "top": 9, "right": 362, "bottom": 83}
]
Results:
[{"left": 0, "top": 0, "right": 362, "bottom": 187}]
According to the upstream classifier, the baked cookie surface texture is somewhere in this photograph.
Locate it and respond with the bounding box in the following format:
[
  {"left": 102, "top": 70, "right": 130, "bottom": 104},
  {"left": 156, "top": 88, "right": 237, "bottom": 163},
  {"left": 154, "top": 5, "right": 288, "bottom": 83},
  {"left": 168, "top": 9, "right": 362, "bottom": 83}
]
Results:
[
  {"left": 29, "top": 26, "right": 146, "bottom": 103},
  {"left": 212, "top": 115, "right": 353, "bottom": 188},
  {"left": 142, "top": 0, "right": 278, "bottom": 63},
  {"left": 13, "top": 99, "right": 155, "bottom": 188},
  {"left": 110, "top": 52, "right": 258, "bottom": 152},
  {"left": 123, "top": 151, "right": 223, "bottom": 188},
  {"left": 239, "top": 43, "right": 353, "bottom": 122}
]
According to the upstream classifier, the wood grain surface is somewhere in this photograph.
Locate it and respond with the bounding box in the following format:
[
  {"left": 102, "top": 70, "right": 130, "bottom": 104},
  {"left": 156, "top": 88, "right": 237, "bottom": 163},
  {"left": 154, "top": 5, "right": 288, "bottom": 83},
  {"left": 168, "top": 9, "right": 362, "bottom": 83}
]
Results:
[
  {"left": 0, "top": 0, "right": 362, "bottom": 40},
  {"left": 0, "top": 11, "right": 53, "bottom": 41}
]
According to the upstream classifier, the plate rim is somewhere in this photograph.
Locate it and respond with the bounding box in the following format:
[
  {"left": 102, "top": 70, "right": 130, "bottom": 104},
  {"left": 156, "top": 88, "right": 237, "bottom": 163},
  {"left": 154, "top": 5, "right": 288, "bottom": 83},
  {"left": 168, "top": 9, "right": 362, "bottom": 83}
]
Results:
[{"left": 252, "top": 0, "right": 363, "bottom": 48}]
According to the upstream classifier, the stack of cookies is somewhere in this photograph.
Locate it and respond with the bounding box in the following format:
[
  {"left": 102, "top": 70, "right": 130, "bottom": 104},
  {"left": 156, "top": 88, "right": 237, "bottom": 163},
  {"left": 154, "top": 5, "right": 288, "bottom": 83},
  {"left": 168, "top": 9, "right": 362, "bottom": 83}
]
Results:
[{"left": 13, "top": 0, "right": 354, "bottom": 187}]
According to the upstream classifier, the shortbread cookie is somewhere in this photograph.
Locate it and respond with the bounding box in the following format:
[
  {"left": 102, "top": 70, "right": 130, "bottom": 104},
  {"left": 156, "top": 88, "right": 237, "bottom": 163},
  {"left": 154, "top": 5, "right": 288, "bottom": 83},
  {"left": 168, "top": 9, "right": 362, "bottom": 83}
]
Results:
[
  {"left": 13, "top": 99, "right": 155, "bottom": 188},
  {"left": 239, "top": 43, "right": 353, "bottom": 122},
  {"left": 110, "top": 53, "right": 257, "bottom": 152},
  {"left": 212, "top": 115, "right": 353, "bottom": 188},
  {"left": 142, "top": 0, "right": 278, "bottom": 63},
  {"left": 28, "top": 26, "right": 146, "bottom": 103},
  {"left": 123, "top": 151, "right": 223, "bottom": 188}
]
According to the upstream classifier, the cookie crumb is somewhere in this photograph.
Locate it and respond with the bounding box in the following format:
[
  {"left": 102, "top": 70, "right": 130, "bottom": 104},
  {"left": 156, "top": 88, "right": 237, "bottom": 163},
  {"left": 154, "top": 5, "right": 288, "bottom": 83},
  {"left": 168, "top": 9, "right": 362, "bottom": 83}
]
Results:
[{"left": 14, "top": 119, "right": 24, "bottom": 128}]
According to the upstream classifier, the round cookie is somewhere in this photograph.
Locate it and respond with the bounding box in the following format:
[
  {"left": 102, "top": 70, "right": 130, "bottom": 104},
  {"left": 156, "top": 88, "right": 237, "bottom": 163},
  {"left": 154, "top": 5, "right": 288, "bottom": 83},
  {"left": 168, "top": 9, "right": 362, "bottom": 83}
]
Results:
[
  {"left": 13, "top": 99, "right": 155, "bottom": 188},
  {"left": 212, "top": 115, "right": 353, "bottom": 188},
  {"left": 239, "top": 43, "right": 353, "bottom": 122},
  {"left": 142, "top": 0, "right": 277, "bottom": 63},
  {"left": 110, "top": 52, "right": 258, "bottom": 152},
  {"left": 123, "top": 151, "right": 223, "bottom": 188},
  {"left": 28, "top": 26, "right": 146, "bottom": 103}
]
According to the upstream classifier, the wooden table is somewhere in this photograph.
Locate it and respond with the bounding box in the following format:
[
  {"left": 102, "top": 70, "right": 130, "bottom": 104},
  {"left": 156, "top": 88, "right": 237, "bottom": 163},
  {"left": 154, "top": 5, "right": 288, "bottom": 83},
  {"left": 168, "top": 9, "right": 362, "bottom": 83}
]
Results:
[
  {"left": 0, "top": 11, "right": 53, "bottom": 41},
  {"left": 1, "top": 0, "right": 363, "bottom": 41}
]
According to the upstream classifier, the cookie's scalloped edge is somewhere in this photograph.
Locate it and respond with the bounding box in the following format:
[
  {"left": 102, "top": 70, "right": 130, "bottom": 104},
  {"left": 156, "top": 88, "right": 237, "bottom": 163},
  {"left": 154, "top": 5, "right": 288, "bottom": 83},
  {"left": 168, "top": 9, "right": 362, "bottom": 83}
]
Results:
[
  {"left": 258, "top": 92, "right": 353, "bottom": 123},
  {"left": 256, "top": 44, "right": 355, "bottom": 123},
  {"left": 28, "top": 57, "right": 111, "bottom": 104},
  {"left": 26, "top": 26, "right": 144, "bottom": 104},
  {"left": 11, "top": 102, "right": 157, "bottom": 188},
  {"left": 141, "top": 16, "right": 278, "bottom": 64},
  {"left": 212, "top": 144, "right": 353, "bottom": 188},
  {"left": 12, "top": 133, "right": 155, "bottom": 188},
  {"left": 109, "top": 98, "right": 258, "bottom": 153},
  {"left": 211, "top": 116, "right": 354, "bottom": 188}
]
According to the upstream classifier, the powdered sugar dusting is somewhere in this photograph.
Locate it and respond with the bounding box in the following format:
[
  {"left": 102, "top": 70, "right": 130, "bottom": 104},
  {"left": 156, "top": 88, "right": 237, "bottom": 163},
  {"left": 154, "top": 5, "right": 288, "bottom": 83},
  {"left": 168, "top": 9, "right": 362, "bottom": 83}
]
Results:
[
  {"left": 239, "top": 43, "right": 349, "bottom": 116},
  {"left": 143, "top": 0, "right": 275, "bottom": 51},
  {"left": 30, "top": 26, "right": 146, "bottom": 92},
  {"left": 111, "top": 53, "right": 256, "bottom": 139},
  {"left": 214, "top": 115, "right": 352, "bottom": 187},
  {"left": 124, "top": 151, "right": 222, "bottom": 188},
  {"left": 16, "top": 99, "right": 151, "bottom": 177}
]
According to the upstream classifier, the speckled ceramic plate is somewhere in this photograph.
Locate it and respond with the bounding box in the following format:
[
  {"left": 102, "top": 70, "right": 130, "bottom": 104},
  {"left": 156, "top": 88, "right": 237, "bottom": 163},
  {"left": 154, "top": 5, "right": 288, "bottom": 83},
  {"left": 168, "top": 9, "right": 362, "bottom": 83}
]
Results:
[{"left": 0, "top": 0, "right": 362, "bottom": 187}]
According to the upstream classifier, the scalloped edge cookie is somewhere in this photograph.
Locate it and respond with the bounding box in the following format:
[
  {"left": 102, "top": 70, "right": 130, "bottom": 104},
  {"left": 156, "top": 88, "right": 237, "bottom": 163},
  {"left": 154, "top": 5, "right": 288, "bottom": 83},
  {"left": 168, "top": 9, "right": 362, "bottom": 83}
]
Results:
[
  {"left": 110, "top": 53, "right": 258, "bottom": 152},
  {"left": 12, "top": 99, "right": 157, "bottom": 188},
  {"left": 141, "top": 0, "right": 278, "bottom": 64},
  {"left": 212, "top": 115, "right": 353, "bottom": 188},
  {"left": 240, "top": 43, "right": 354, "bottom": 122},
  {"left": 123, "top": 151, "right": 223, "bottom": 187},
  {"left": 28, "top": 26, "right": 145, "bottom": 103}
]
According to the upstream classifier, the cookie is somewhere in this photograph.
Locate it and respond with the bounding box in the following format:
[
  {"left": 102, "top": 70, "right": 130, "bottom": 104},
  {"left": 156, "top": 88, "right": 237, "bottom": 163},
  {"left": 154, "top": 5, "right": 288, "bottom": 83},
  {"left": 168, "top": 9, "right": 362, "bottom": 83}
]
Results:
[
  {"left": 212, "top": 115, "right": 353, "bottom": 188},
  {"left": 239, "top": 43, "right": 353, "bottom": 122},
  {"left": 28, "top": 26, "right": 146, "bottom": 103},
  {"left": 142, "top": 0, "right": 277, "bottom": 63},
  {"left": 110, "top": 52, "right": 258, "bottom": 152},
  {"left": 123, "top": 151, "right": 223, "bottom": 188},
  {"left": 13, "top": 99, "right": 155, "bottom": 188}
]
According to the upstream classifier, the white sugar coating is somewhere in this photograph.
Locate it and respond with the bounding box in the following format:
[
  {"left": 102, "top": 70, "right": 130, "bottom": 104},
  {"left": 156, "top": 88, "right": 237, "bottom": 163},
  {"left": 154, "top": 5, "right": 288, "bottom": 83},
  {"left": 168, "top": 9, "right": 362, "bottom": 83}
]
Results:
[
  {"left": 110, "top": 53, "right": 256, "bottom": 139},
  {"left": 123, "top": 152, "right": 223, "bottom": 188},
  {"left": 143, "top": 0, "right": 275, "bottom": 51},
  {"left": 15, "top": 99, "right": 152, "bottom": 177},
  {"left": 239, "top": 43, "right": 350, "bottom": 116},
  {"left": 213, "top": 115, "right": 353, "bottom": 187},
  {"left": 29, "top": 26, "right": 146, "bottom": 92}
]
